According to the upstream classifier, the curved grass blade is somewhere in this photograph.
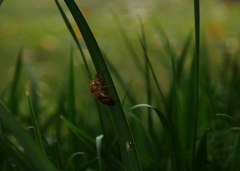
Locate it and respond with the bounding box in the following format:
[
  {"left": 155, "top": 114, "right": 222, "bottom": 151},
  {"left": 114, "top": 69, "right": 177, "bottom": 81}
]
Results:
[
  {"left": 216, "top": 113, "right": 240, "bottom": 127},
  {"left": 126, "top": 104, "right": 186, "bottom": 171},
  {"left": 62, "top": 0, "right": 142, "bottom": 170},
  {"left": 26, "top": 91, "right": 47, "bottom": 157},
  {"left": 96, "top": 134, "right": 104, "bottom": 171},
  {"left": 64, "top": 152, "right": 84, "bottom": 169},
  {"left": 0, "top": 101, "right": 57, "bottom": 171},
  {"left": 79, "top": 157, "right": 98, "bottom": 170}
]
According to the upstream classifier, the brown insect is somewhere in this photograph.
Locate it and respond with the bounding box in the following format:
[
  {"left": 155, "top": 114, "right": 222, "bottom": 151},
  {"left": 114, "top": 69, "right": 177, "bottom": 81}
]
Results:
[{"left": 90, "top": 72, "right": 115, "bottom": 106}]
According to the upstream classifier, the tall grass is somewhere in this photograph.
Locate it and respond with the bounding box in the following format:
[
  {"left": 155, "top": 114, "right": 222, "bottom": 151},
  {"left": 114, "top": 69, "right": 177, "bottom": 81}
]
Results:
[{"left": 0, "top": 0, "right": 240, "bottom": 171}]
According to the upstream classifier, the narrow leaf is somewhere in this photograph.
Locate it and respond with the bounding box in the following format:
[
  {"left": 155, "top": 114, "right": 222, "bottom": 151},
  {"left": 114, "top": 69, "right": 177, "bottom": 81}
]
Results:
[
  {"left": 126, "top": 104, "right": 186, "bottom": 171},
  {"left": 0, "top": 101, "right": 57, "bottom": 171},
  {"left": 62, "top": 1, "right": 142, "bottom": 170},
  {"left": 26, "top": 91, "right": 47, "bottom": 156}
]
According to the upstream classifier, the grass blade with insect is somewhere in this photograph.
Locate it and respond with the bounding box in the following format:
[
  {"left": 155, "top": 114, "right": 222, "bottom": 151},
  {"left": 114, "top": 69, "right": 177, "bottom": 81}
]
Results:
[{"left": 61, "top": 0, "right": 142, "bottom": 170}]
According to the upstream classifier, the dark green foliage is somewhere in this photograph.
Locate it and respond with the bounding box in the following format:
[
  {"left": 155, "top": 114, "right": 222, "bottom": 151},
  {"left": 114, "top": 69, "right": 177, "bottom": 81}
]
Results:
[{"left": 0, "top": 0, "right": 239, "bottom": 170}]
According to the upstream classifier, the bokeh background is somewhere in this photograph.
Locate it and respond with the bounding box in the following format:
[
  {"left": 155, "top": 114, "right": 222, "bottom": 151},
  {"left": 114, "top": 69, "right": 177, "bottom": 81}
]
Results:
[{"left": 0, "top": 0, "right": 240, "bottom": 111}]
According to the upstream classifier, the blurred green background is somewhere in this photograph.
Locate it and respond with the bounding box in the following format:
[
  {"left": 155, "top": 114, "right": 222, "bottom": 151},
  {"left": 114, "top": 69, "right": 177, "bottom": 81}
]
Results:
[{"left": 0, "top": 0, "right": 240, "bottom": 115}]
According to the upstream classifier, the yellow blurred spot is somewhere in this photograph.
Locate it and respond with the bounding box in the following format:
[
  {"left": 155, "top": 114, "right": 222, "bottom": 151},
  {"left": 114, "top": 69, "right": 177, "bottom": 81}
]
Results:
[{"left": 207, "top": 22, "right": 225, "bottom": 38}]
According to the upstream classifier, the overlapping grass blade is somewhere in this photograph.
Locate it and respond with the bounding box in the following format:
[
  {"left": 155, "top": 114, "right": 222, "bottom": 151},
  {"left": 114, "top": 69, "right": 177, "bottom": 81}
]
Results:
[
  {"left": 0, "top": 135, "right": 34, "bottom": 170},
  {"left": 138, "top": 32, "right": 168, "bottom": 116},
  {"left": 26, "top": 91, "right": 47, "bottom": 157},
  {"left": 60, "top": 115, "right": 95, "bottom": 152},
  {"left": 54, "top": 139, "right": 64, "bottom": 170},
  {"left": 61, "top": 0, "right": 142, "bottom": 170},
  {"left": 192, "top": 130, "right": 207, "bottom": 171},
  {"left": 136, "top": 16, "right": 154, "bottom": 138},
  {"left": 167, "top": 39, "right": 181, "bottom": 131},
  {"left": 126, "top": 104, "right": 186, "bottom": 171},
  {"left": 0, "top": 101, "right": 57, "bottom": 171}
]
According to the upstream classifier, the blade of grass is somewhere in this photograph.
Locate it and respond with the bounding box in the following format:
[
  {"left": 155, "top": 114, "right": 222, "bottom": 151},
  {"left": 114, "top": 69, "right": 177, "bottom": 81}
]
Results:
[
  {"left": 26, "top": 91, "right": 47, "bottom": 157},
  {"left": 0, "top": 101, "right": 57, "bottom": 171},
  {"left": 64, "top": 152, "right": 84, "bottom": 169},
  {"left": 28, "top": 66, "right": 39, "bottom": 115},
  {"left": 137, "top": 33, "right": 169, "bottom": 116},
  {"left": 79, "top": 157, "right": 99, "bottom": 170},
  {"left": 216, "top": 113, "right": 240, "bottom": 127},
  {"left": 192, "top": 130, "right": 207, "bottom": 171},
  {"left": 126, "top": 104, "right": 186, "bottom": 171},
  {"left": 0, "top": 135, "right": 35, "bottom": 171},
  {"left": 62, "top": 0, "right": 142, "bottom": 170},
  {"left": 230, "top": 134, "right": 240, "bottom": 171},
  {"left": 8, "top": 49, "right": 23, "bottom": 114},
  {"left": 96, "top": 134, "right": 104, "bottom": 171},
  {"left": 192, "top": 0, "right": 200, "bottom": 165},
  {"left": 54, "top": 139, "right": 64, "bottom": 170},
  {"left": 110, "top": 10, "right": 144, "bottom": 73},
  {"left": 55, "top": 0, "right": 91, "bottom": 79},
  {"left": 60, "top": 115, "right": 95, "bottom": 153},
  {"left": 136, "top": 15, "right": 153, "bottom": 136}
]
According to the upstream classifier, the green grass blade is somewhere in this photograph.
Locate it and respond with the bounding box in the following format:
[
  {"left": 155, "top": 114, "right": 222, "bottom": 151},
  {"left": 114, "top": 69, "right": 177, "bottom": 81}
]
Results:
[
  {"left": 192, "top": 0, "right": 200, "bottom": 164},
  {"left": 138, "top": 35, "right": 169, "bottom": 116},
  {"left": 167, "top": 40, "right": 181, "bottom": 130},
  {"left": 0, "top": 101, "right": 57, "bottom": 171},
  {"left": 62, "top": 1, "right": 142, "bottom": 170},
  {"left": 110, "top": 11, "right": 144, "bottom": 73},
  {"left": 230, "top": 134, "right": 240, "bottom": 171},
  {"left": 8, "top": 49, "right": 23, "bottom": 114},
  {"left": 60, "top": 115, "right": 95, "bottom": 152},
  {"left": 96, "top": 134, "right": 104, "bottom": 171},
  {"left": 216, "top": 114, "right": 240, "bottom": 127},
  {"left": 64, "top": 152, "right": 84, "bottom": 169},
  {"left": 55, "top": 0, "right": 91, "bottom": 79},
  {"left": 0, "top": 135, "right": 35, "bottom": 170},
  {"left": 192, "top": 130, "right": 207, "bottom": 171},
  {"left": 126, "top": 104, "right": 186, "bottom": 171},
  {"left": 28, "top": 67, "right": 39, "bottom": 114},
  {"left": 79, "top": 158, "right": 99, "bottom": 170},
  {"left": 26, "top": 91, "right": 47, "bottom": 157},
  {"left": 176, "top": 31, "right": 193, "bottom": 82},
  {"left": 54, "top": 139, "right": 64, "bottom": 170}
]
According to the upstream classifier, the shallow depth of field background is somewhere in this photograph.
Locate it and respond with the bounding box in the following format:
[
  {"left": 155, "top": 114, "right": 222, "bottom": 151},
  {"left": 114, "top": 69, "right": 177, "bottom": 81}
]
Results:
[
  {"left": 1, "top": 0, "right": 239, "bottom": 94},
  {"left": 1, "top": 0, "right": 240, "bottom": 129},
  {"left": 1, "top": 0, "right": 240, "bottom": 170}
]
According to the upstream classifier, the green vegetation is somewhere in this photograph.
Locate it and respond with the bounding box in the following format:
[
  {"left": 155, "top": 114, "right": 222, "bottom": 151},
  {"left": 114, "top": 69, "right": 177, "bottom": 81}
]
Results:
[{"left": 0, "top": 0, "right": 240, "bottom": 170}]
